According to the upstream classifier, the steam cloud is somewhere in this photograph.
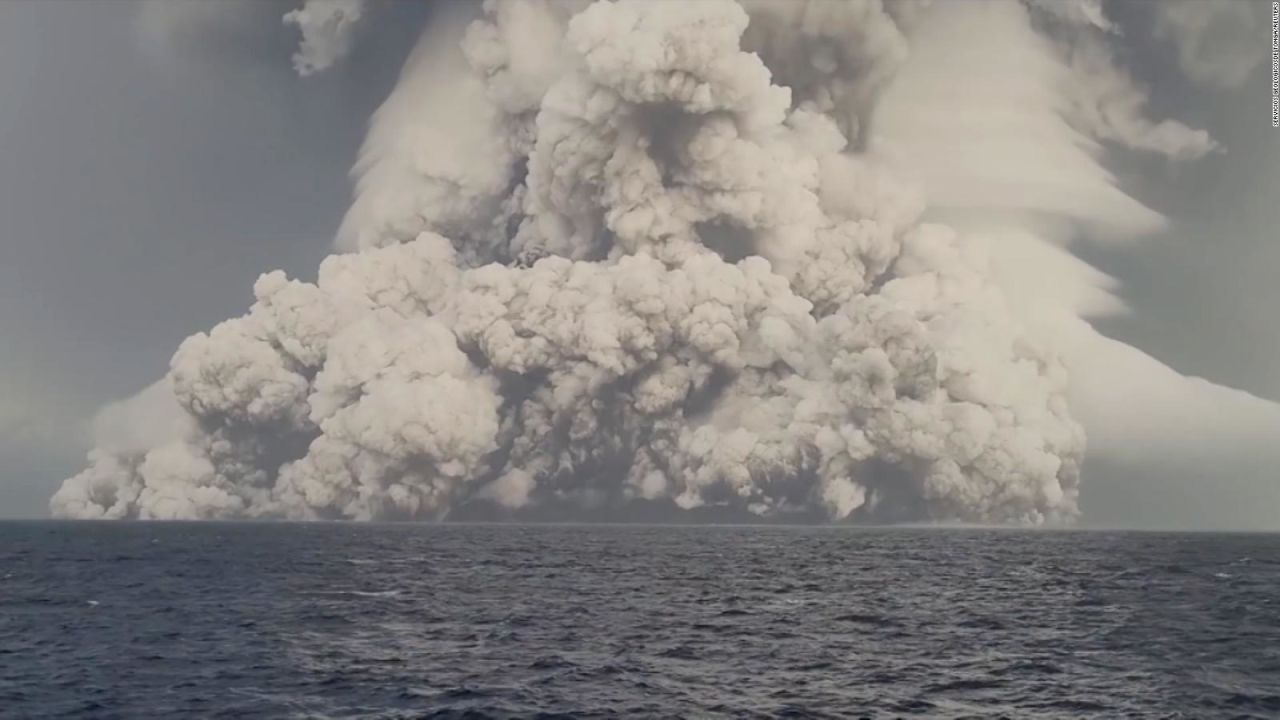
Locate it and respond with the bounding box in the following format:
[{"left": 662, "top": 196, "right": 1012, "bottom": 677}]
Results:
[{"left": 53, "top": 0, "right": 1222, "bottom": 523}]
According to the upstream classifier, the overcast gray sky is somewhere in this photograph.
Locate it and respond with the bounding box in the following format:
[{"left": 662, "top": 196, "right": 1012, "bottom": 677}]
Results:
[{"left": 0, "top": 0, "right": 1276, "bottom": 523}]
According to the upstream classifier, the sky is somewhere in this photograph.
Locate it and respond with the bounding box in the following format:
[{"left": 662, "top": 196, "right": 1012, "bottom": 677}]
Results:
[{"left": 0, "top": 0, "right": 1277, "bottom": 526}]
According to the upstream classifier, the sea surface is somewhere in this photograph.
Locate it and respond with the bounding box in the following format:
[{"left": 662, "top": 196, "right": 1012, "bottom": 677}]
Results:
[{"left": 1, "top": 523, "right": 1278, "bottom": 719}]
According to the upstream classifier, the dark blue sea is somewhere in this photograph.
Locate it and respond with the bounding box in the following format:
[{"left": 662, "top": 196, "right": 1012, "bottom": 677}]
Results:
[{"left": 2, "top": 523, "right": 1278, "bottom": 719}]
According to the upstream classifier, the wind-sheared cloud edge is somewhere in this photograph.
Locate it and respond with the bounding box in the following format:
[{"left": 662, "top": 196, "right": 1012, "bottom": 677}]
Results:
[{"left": 50, "top": 0, "right": 1279, "bottom": 526}]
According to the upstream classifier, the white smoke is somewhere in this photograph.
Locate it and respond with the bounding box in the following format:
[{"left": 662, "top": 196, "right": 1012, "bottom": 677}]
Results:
[
  {"left": 53, "top": 0, "right": 1253, "bottom": 524},
  {"left": 283, "top": 0, "right": 369, "bottom": 76}
]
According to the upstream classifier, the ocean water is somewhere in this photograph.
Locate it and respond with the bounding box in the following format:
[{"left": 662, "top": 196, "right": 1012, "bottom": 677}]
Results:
[{"left": 1, "top": 523, "right": 1278, "bottom": 719}]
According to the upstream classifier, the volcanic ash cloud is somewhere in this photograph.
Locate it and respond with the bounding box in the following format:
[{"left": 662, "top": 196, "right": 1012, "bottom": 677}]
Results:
[{"left": 52, "top": 0, "right": 1084, "bottom": 523}]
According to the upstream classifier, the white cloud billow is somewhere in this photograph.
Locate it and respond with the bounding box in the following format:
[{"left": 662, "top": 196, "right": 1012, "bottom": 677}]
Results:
[
  {"left": 52, "top": 0, "right": 1276, "bottom": 525},
  {"left": 283, "top": 0, "right": 368, "bottom": 76}
]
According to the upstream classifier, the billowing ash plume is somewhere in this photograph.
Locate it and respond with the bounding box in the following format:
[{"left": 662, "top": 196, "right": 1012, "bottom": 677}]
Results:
[{"left": 62, "top": 0, "right": 1230, "bottom": 524}]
